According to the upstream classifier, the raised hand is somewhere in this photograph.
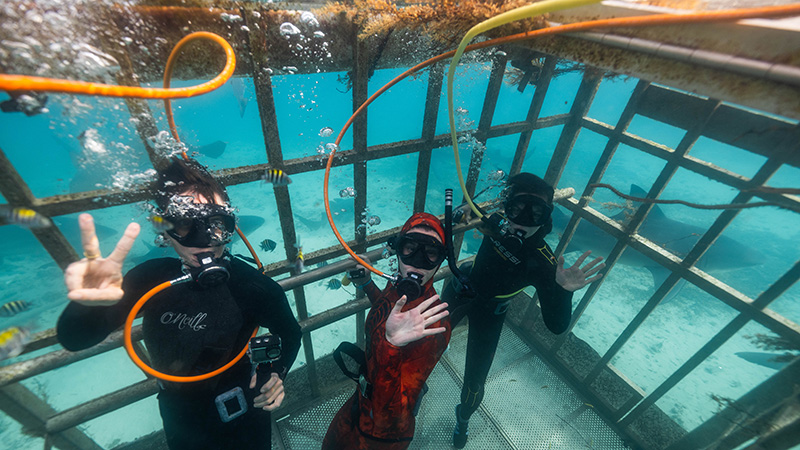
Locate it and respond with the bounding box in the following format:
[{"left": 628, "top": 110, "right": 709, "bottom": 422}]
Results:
[
  {"left": 555, "top": 250, "right": 605, "bottom": 292},
  {"left": 385, "top": 295, "right": 449, "bottom": 347},
  {"left": 250, "top": 372, "right": 285, "bottom": 411},
  {"left": 64, "top": 213, "right": 140, "bottom": 305}
]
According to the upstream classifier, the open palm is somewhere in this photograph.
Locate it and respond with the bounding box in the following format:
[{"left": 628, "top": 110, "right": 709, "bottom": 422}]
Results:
[{"left": 385, "top": 295, "right": 449, "bottom": 347}]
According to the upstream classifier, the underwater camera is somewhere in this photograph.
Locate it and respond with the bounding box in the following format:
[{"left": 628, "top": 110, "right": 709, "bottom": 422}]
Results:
[{"left": 248, "top": 334, "right": 282, "bottom": 365}]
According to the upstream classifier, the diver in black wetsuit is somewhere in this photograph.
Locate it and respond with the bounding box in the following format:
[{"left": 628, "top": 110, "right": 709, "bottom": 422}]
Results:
[
  {"left": 57, "top": 158, "right": 301, "bottom": 450},
  {"left": 443, "top": 173, "right": 605, "bottom": 449}
]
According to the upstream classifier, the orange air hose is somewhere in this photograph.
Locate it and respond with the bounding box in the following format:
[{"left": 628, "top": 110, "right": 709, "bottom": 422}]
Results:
[
  {"left": 123, "top": 278, "right": 258, "bottom": 383},
  {"left": 0, "top": 31, "right": 262, "bottom": 382},
  {"left": 322, "top": 3, "right": 800, "bottom": 278},
  {"left": 0, "top": 31, "right": 235, "bottom": 100}
]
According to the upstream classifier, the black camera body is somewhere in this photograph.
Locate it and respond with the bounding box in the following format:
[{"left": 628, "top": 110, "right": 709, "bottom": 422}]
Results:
[{"left": 248, "top": 334, "right": 282, "bottom": 365}]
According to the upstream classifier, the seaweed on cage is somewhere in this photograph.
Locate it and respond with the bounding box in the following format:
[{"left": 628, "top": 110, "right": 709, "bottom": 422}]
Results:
[
  {"left": 336, "top": 27, "right": 395, "bottom": 93},
  {"left": 316, "top": 0, "right": 548, "bottom": 47}
]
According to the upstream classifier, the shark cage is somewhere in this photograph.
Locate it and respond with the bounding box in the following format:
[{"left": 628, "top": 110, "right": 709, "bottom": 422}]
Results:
[{"left": 0, "top": 1, "right": 798, "bottom": 449}]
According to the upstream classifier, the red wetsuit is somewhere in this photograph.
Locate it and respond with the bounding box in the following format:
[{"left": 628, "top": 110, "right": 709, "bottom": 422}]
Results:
[{"left": 322, "top": 281, "right": 451, "bottom": 449}]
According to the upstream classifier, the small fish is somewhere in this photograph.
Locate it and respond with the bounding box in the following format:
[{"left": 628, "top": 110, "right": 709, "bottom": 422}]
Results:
[
  {"left": 0, "top": 326, "right": 31, "bottom": 361},
  {"left": 0, "top": 300, "right": 30, "bottom": 317},
  {"left": 0, "top": 206, "right": 51, "bottom": 229},
  {"left": 262, "top": 169, "right": 292, "bottom": 186},
  {"left": 260, "top": 239, "right": 277, "bottom": 252},
  {"left": 148, "top": 215, "right": 174, "bottom": 232},
  {"left": 327, "top": 278, "right": 342, "bottom": 290},
  {"left": 293, "top": 239, "right": 304, "bottom": 273}
]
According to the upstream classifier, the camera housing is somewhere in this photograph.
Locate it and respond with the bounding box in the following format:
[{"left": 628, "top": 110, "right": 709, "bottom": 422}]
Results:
[{"left": 248, "top": 334, "right": 282, "bottom": 365}]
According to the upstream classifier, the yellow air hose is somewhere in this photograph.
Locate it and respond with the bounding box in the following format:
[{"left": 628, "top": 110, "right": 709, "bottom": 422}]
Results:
[{"left": 447, "top": 0, "right": 601, "bottom": 219}]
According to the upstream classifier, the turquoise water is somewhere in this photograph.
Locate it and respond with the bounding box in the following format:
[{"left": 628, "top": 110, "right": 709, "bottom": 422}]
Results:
[{"left": 1, "top": 55, "right": 799, "bottom": 448}]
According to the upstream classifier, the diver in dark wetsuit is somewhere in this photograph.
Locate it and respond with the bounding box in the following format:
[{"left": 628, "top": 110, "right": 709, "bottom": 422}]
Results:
[
  {"left": 57, "top": 158, "right": 301, "bottom": 450},
  {"left": 443, "top": 173, "right": 605, "bottom": 449}
]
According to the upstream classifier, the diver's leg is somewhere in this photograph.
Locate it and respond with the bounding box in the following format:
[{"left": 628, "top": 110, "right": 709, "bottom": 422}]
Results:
[{"left": 453, "top": 299, "right": 506, "bottom": 448}]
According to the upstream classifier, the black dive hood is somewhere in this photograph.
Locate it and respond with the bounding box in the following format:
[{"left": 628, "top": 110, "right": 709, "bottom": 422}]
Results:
[
  {"left": 188, "top": 252, "right": 231, "bottom": 288},
  {"left": 445, "top": 189, "right": 475, "bottom": 298}
]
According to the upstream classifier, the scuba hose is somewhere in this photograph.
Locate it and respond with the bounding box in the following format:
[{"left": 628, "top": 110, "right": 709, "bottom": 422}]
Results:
[
  {"left": 445, "top": 189, "right": 475, "bottom": 298},
  {"left": 123, "top": 275, "right": 258, "bottom": 383},
  {"left": 323, "top": 3, "right": 800, "bottom": 279}
]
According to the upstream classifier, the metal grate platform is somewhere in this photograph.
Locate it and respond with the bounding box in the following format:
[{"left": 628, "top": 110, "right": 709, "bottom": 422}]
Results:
[{"left": 274, "top": 322, "right": 631, "bottom": 449}]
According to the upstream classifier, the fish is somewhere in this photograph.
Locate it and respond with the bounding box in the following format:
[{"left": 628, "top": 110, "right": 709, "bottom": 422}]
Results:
[
  {"left": 0, "top": 92, "right": 48, "bottom": 116},
  {"left": 552, "top": 184, "right": 763, "bottom": 304},
  {"left": 293, "top": 239, "right": 304, "bottom": 273},
  {"left": 0, "top": 326, "right": 31, "bottom": 361},
  {"left": 262, "top": 169, "right": 292, "bottom": 186},
  {"left": 190, "top": 141, "right": 227, "bottom": 159},
  {"left": 0, "top": 206, "right": 52, "bottom": 229},
  {"left": 735, "top": 351, "right": 793, "bottom": 370},
  {"left": 230, "top": 77, "right": 249, "bottom": 118},
  {"left": 315, "top": 261, "right": 329, "bottom": 268},
  {"left": 0, "top": 300, "right": 30, "bottom": 317},
  {"left": 260, "top": 239, "right": 277, "bottom": 252},
  {"left": 327, "top": 278, "right": 342, "bottom": 290},
  {"left": 236, "top": 215, "right": 265, "bottom": 235},
  {"left": 148, "top": 215, "right": 174, "bottom": 232}
]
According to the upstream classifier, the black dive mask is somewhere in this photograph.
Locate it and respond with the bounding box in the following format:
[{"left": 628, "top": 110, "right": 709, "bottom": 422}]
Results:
[
  {"left": 395, "top": 271, "right": 424, "bottom": 301},
  {"left": 504, "top": 194, "right": 552, "bottom": 227},
  {"left": 188, "top": 252, "right": 231, "bottom": 288},
  {"left": 163, "top": 203, "right": 236, "bottom": 248},
  {"left": 393, "top": 232, "right": 446, "bottom": 271}
]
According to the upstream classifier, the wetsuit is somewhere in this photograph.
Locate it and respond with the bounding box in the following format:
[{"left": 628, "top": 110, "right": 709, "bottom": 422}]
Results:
[
  {"left": 57, "top": 257, "right": 302, "bottom": 450},
  {"left": 443, "top": 234, "right": 572, "bottom": 419},
  {"left": 322, "top": 281, "right": 451, "bottom": 450}
]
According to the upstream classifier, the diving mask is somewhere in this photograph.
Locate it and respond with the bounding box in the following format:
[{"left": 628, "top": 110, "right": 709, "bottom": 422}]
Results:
[
  {"left": 394, "top": 232, "right": 446, "bottom": 271},
  {"left": 504, "top": 194, "right": 552, "bottom": 227},
  {"left": 163, "top": 203, "right": 236, "bottom": 248}
]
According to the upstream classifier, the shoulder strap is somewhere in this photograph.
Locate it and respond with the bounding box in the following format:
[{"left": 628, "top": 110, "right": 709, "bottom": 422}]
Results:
[{"left": 333, "top": 341, "right": 366, "bottom": 382}]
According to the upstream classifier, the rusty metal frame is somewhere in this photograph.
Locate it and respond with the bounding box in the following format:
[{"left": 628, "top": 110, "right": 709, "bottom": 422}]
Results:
[{"left": 1, "top": 6, "right": 800, "bottom": 448}]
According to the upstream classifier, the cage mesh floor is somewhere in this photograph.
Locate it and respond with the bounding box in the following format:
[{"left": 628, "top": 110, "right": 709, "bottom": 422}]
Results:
[{"left": 274, "top": 323, "right": 630, "bottom": 449}]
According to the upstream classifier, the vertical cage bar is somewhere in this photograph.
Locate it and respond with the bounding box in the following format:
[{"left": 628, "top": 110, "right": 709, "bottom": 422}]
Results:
[
  {"left": 352, "top": 36, "right": 370, "bottom": 348},
  {"left": 0, "top": 147, "right": 79, "bottom": 269},
  {"left": 543, "top": 67, "right": 602, "bottom": 187},
  {"left": 247, "top": 22, "right": 319, "bottom": 395},
  {"left": 413, "top": 63, "right": 444, "bottom": 214},
  {"left": 451, "top": 52, "right": 506, "bottom": 255},
  {"left": 100, "top": 16, "right": 165, "bottom": 171},
  {"left": 618, "top": 129, "right": 798, "bottom": 427},
  {"left": 509, "top": 56, "right": 557, "bottom": 177},
  {"left": 567, "top": 97, "right": 721, "bottom": 380},
  {"left": 544, "top": 80, "right": 652, "bottom": 352}
]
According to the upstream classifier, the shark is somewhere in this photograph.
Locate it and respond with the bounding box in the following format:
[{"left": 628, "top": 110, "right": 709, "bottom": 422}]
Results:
[{"left": 552, "top": 184, "right": 763, "bottom": 303}]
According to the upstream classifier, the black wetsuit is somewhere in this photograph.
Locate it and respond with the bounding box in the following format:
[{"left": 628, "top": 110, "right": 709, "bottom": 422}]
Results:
[
  {"left": 443, "top": 235, "right": 572, "bottom": 419},
  {"left": 57, "top": 257, "right": 302, "bottom": 450}
]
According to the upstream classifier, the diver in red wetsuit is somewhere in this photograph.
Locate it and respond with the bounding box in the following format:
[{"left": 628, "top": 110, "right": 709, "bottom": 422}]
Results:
[{"left": 323, "top": 213, "right": 451, "bottom": 450}]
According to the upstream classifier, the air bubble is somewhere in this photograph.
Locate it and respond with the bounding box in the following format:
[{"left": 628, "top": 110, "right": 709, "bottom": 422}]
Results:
[
  {"left": 319, "top": 127, "right": 333, "bottom": 137},
  {"left": 279, "top": 23, "right": 301, "bottom": 37}
]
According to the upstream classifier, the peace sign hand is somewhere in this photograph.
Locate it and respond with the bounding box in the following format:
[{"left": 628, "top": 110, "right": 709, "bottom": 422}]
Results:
[
  {"left": 63, "top": 213, "right": 140, "bottom": 306},
  {"left": 385, "top": 294, "right": 449, "bottom": 347},
  {"left": 555, "top": 250, "right": 605, "bottom": 292}
]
